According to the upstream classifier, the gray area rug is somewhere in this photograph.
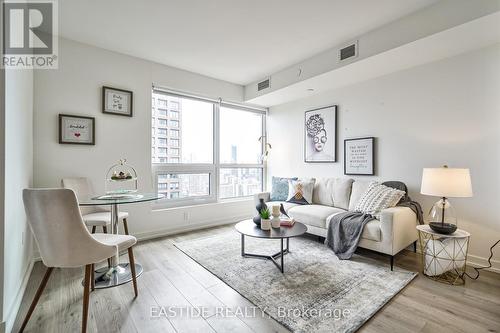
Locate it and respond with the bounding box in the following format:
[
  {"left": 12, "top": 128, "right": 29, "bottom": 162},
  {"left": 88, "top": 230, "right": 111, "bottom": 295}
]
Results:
[{"left": 174, "top": 230, "right": 417, "bottom": 333}]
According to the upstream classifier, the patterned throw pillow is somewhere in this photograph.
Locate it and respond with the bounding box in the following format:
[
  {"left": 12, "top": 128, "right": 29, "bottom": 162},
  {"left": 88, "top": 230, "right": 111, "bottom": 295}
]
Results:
[
  {"left": 354, "top": 182, "right": 405, "bottom": 217},
  {"left": 287, "top": 178, "right": 315, "bottom": 205},
  {"left": 270, "top": 177, "right": 298, "bottom": 201}
]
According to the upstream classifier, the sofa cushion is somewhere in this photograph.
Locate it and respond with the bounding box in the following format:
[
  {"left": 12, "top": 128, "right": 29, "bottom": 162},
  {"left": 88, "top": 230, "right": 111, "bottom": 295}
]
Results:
[
  {"left": 348, "top": 180, "right": 372, "bottom": 211},
  {"left": 312, "top": 178, "right": 354, "bottom": 209},
  {"left": 333, "top": 178, "right": 354, "bottom": 210},
  {"left": 361, "top": 220, "right": 381, "bottom": 241},
  {"left": 266, "top": 201, "right": 299, "bottom": 214},
  {"left": 355, "top": 182, "right": 405, "bottom": 218},
  {"left": 287, "top": 178, "right": 315, "bottom": 205},
  {"left": 312, "top": 178, "right": 335, "bottom": 206},
  {"left": 288, "top": 205, "right": 346, "bottom": 228},
  {"left": 270, "top": 176, "right": 298, "bottom": 201}
]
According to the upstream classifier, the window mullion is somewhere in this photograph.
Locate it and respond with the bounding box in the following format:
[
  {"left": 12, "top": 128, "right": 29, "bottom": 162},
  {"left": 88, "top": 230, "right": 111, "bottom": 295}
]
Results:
[{"left": 214, "top": 101, "right": 221, "bottom": 200}]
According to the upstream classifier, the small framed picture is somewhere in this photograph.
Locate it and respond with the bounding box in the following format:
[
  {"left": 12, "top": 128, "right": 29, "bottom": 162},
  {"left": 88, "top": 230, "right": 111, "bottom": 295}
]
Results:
[
  {"left": 59, "top": 114, "right": 95, "bottom": 145},
  {"left": 102, "top": 86, "right": 133, "bottom": 117},
  {"left": 304, "top": 105, "right": 337, "bottom": 163},
  {"left": 344, "top": 137, "right": 375, "bottom": 175}
]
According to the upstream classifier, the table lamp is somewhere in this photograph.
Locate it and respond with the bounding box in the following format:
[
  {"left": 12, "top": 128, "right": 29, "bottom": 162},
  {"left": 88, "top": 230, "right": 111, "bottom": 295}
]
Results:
[{"left": 420, "top": 165, "right": 473, "bottom": 234}]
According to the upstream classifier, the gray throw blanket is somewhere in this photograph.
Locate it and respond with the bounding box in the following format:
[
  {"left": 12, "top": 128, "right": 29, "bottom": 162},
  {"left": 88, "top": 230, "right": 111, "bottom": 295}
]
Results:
[
  {"left": 325, "top": 211, "right": 374, "bottom": 259},
  {"left": 326, "top": 181, "right": 424, "bottom": 259}
]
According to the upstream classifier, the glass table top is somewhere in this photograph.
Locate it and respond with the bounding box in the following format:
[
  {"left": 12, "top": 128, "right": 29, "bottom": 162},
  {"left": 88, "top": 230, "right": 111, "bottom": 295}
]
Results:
[{"left": 78, "top": 192, "right": 164, "bottom": 206}]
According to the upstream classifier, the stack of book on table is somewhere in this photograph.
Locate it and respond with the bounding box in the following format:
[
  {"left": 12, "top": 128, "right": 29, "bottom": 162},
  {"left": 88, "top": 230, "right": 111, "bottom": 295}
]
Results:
[{"left": 280, "top": 217, "right": 295, "bottom": 227}]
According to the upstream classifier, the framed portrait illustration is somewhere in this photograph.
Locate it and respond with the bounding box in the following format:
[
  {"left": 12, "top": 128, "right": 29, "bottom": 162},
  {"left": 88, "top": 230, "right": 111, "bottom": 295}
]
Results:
[
  {"left": 304, "top": 105, "right": 337, "bottom": 163},
  {"left": 59, "top": 114, "right": 95, "bottom": 145},
  {"left": 102, "top": 86, "right": 133, "bottom": 117},
  {"left": 344, "top": 137, "right": 375, "bottom": 175}
]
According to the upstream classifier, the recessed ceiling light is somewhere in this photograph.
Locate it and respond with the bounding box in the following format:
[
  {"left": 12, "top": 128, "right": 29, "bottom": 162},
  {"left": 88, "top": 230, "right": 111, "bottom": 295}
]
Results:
[{"left": 307, "top": 88, "right": 314, "bottom": 92}]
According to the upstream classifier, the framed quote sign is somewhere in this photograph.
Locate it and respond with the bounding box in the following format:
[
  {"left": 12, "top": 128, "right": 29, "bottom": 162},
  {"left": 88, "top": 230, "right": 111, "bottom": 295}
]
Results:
[
  {"left": 344, "top": 137, "right": 375, "bottom": 175},
  {"left": 59, "top": 114, "right": 95, "bottom": 145},
  {"left": 102, "top": 86, "right": 133, "bottom": 117}
]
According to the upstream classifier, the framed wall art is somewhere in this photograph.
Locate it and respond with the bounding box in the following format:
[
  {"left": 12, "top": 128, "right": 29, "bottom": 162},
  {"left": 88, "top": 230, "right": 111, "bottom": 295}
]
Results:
[
  {"left": 344, "top": 137, "right": 375, "bottom": 175},
  {"left": 102, "top": 86, "right": 133, "bottom": 117},
  {"left": 59, "top": 114, "right": 95, "bottom": 145},
  {"left": 304, "top": 105, "right": 337, "bottom": 163}
]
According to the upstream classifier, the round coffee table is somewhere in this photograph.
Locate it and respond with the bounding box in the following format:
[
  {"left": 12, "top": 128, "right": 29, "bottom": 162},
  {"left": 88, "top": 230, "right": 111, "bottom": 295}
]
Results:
[{"left": 235, "top": 219, "right": 307, "bottom": 273}]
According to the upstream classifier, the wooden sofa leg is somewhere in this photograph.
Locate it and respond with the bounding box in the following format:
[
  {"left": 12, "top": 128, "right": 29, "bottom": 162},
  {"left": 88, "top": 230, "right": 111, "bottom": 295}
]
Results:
[{"left": 390, "top": 256, "right": 394, "bottom": 271}]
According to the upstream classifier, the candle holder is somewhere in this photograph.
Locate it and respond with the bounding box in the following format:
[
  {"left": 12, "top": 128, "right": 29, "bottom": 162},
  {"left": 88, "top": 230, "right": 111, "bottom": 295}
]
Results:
[{"left": 271, "top": 205, "right": 281, "bottom": 228}]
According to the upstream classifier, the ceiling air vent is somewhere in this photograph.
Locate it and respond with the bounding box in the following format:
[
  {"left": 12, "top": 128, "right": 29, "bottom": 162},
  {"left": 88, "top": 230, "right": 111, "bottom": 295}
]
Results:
[
  {"left": 257, "top": 78, "right": 271, "bottom": 91},
  {"left": 339, "top": 41, "right": 358, "bottom": 62}
]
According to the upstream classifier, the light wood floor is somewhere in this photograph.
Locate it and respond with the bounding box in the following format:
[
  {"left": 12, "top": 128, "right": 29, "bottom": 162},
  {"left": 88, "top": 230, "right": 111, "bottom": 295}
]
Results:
[{"left": 13, "top": 224, "right": 500, "bottom": 333}]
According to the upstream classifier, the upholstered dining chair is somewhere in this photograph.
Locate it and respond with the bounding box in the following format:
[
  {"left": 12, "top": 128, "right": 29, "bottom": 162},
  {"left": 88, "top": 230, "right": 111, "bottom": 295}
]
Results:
[
  {"left": 61, "top": 177, "right": 130, "bottom": 235},
  {"left": 21, "top": 188, "right": 139, "bottom": 333}
]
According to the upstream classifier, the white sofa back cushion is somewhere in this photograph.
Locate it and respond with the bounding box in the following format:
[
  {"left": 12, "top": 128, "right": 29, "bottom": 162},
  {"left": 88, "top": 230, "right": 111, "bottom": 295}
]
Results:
[
  {"left": 348, "top": 180, "right": 372, "bottom": 211},
  {"left": 333, "top": 178, "right": 354, "bottom": 210},
  {"left": 312, "top": 178, "right": 335, "bottom": 206},
  {"left": 312, "top": 178, "right": 353, "bottom": 209}
]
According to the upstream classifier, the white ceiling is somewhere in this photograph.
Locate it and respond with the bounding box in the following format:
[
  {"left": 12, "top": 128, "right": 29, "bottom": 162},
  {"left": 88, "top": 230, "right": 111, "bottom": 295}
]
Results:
[{"left": 59, "top": 0, "right": 438, "bottom": 85}]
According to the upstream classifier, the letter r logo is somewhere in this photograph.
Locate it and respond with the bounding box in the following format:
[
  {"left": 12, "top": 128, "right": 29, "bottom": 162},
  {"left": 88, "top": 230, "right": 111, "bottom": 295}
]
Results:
[{"left": 3, "top": 1, "right": 53, "bottom": 55}]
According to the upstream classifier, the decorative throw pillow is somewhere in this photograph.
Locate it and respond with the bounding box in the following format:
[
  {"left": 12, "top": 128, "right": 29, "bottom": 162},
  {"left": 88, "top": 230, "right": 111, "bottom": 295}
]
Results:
[
  {"left": 354, "top": 182, "right": 405, "bottom": 217},
  {"left": 287, "top": 178, "right": 315, "bottom": 205},
  {"left": 270, "top": 176, "right": 298, "bottom": 201}
]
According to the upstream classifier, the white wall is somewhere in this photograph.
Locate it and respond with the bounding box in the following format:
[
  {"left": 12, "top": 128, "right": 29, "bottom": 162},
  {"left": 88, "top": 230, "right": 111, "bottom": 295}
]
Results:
[
  {"left": 267, "top": 44, "right": 500, "bottom": 270},
  {"left": 33, "top": 38, "right": 254, "bottom": 242},
  {"left": 2, "top": 68, "right": 34, "bottom": 332},
  {"left": 0, "top": 51, "right": 5, "bottom": 333}
]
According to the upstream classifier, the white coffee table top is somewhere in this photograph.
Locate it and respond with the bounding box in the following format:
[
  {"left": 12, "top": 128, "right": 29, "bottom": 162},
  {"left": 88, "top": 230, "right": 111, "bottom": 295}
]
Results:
[{"left": 417, "top": 224, "right": 470, "bottom": 238}]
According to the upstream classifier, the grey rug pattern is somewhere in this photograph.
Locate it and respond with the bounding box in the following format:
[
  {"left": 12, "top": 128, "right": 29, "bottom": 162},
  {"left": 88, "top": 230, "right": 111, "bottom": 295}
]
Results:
[{"left": 174, "top": 231, "right": 417, "bottom": 333}]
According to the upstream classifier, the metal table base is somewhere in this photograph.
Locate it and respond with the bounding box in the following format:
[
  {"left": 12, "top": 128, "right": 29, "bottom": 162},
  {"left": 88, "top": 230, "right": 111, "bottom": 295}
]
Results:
[
  {"left": 91, "top": 203, "right": 141, "bottom": 289},
  {"left": 241, "top": 234, "right": 290, "bottom": 273},
  {"left": 93, "top": 263, "right": 143, "bottom": 289}
]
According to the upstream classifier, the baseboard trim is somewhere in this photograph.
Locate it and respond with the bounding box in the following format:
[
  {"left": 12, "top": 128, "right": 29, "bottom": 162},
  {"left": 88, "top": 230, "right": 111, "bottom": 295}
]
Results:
[
  {"left": 4, "top": 256, "right": 35, "bottom": 333},
  {"left": 133, "top": 214, "right": 250, "bottom": 242},
  {"left": 33, "top": 215, "right": 251, "bottom": 261},
  {"left": 467, "top": 254, "right": 500, "bottom": 274}
]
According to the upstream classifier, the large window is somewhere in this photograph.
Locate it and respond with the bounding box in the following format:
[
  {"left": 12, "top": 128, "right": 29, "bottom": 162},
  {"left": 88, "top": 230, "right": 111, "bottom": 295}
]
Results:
[{"left": 152, "top": 89, "right": 266, "bottom": 206}]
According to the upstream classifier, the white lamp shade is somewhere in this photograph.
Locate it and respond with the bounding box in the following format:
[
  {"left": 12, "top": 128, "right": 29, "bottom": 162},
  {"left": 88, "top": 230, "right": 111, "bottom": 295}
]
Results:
[{"left": 421, "top": 167, "right": 473, "bottom": 198}]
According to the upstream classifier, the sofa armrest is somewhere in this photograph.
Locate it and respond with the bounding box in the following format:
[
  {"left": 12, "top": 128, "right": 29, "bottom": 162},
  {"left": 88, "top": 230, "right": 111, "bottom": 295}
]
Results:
[
  {"left": 253, "top": 192, "right": 270, "bottom": 206},
  {"left": 379, "top": 206, "right": 418, "bottom": 255}
]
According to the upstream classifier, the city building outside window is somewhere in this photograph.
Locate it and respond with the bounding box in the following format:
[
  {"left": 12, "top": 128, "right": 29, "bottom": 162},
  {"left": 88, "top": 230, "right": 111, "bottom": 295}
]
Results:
[{"left": 152, "top": 89, "right": 266, "bottom": 207}]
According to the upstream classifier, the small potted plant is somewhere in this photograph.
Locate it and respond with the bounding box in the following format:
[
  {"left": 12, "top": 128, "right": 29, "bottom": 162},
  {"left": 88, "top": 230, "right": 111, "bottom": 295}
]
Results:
[{"left": 260, "top": 208, "right": 271, "bottom": 230}]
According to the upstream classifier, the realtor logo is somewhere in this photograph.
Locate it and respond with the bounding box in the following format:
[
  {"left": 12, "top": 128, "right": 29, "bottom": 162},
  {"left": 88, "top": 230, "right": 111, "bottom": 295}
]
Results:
[{"left": 2, "top": 0, "right": 58, "bottom": 68}]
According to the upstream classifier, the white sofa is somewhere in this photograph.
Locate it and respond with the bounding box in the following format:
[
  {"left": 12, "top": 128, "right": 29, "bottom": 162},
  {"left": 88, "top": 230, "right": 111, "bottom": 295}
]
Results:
[{"left": 254, "top": 178, "right": 418, "bottom": 270}]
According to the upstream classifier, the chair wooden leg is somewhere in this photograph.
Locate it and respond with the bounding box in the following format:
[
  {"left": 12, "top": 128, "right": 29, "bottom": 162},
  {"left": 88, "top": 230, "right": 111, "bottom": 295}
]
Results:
[
  {"left": 413, "top": 241, "right": 417, "bottom": 253},
  {"left": 91, "top": 264, "right": 95, "bottom": 292},
  {"left": 82, "top": 265, "right": 92, "bottom": 333},
  {"left": 390, "top": 256, "right": 394, "bottom": 271},
  {"left": 19, "top": 267, "right": 54, "bottom": 332},
  {"left": 91, "top": 226, "right": 96, "bottom": 234},
  {"left": 128, "top": 247, "right": 138, "bottom": 297},
  {"left": 123, "top": 218, "right": 129, "bottom": 235}
]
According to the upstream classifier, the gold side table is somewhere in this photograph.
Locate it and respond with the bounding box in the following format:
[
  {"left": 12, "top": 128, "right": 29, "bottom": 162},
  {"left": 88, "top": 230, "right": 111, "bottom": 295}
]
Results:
[{"left": 416, "top": 225, "right": 470, "bottom": 285}]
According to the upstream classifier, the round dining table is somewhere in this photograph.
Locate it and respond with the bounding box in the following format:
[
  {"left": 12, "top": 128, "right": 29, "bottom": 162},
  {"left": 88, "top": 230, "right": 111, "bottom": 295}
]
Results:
[{"left": 78, "top": 192, "right": 163, "bottom": 289}]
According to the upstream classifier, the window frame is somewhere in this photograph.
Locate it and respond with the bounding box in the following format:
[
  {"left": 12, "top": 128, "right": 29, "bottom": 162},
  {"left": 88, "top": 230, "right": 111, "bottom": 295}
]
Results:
[{"left": 151, "top": 88, "right": 267, "bottom": 209}]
